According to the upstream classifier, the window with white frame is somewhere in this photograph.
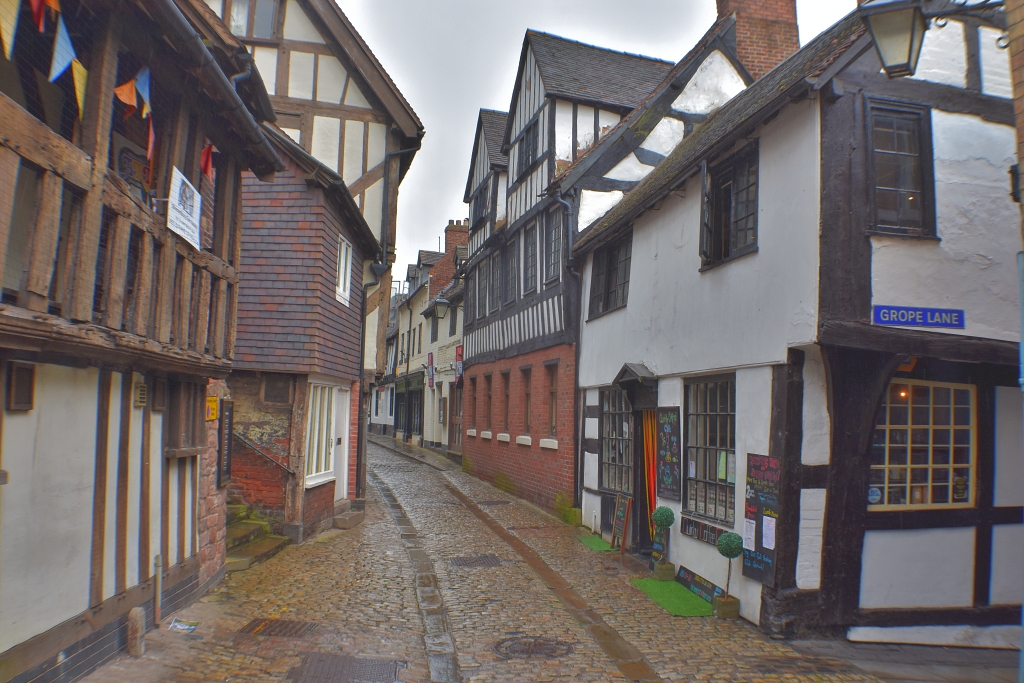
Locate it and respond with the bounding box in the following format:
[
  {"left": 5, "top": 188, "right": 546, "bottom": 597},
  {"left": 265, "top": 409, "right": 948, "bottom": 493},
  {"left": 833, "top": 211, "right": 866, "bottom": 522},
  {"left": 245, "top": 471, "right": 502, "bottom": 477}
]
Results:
[
  {"left": 335, "top": 236, "right": 352, "bottom": 304},
  {"left": 305, "top": 384, "right": 336, "bottom": 486},
  {"left": 684, "top": 375, "right": 736, "bottom": 525}
]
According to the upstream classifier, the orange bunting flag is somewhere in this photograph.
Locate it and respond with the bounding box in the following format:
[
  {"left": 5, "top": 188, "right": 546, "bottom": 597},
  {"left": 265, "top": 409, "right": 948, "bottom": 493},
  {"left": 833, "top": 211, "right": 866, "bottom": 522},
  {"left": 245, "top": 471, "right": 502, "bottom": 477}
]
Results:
[
  {"left": 200, "top": 143, "right": 214, "bottom": 180},
  {"left": 29, "top": 0, "right": 43, "bottom": 31},
  {"left": 114, "top": 78, "right": 136, "bottom": 118},
  {"left": 146, "top": 116, "right": 155, "bottom": 160},
  {"left": 71, "top": 58, "right": 86, "bottom": 119},
  {"left": 43, "top": 0, "right": 57, "bottom": 15}
]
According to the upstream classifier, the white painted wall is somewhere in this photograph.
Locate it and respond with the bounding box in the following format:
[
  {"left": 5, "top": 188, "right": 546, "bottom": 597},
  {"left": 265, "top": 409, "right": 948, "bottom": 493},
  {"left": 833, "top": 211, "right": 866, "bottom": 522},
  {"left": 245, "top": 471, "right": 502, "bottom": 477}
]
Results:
[
  {"left": 671, "top": 50, "right": 746, "bottom": 115},
  {"left": 848, "top": 624, "right": 1021, "bottom": 649},
  {"left": 870, "top": 112, "right": 1019, "bottom": 342},
  {"left": 994, "top": 386, "right": 1023, "bottom": 508},
  {"left": 577, "top": 98, "right": 821, "bottom": 388},
  {"left": 579, "top": 190, "right": 624, "bottom": 230},
  {"left": 604, "top": 154, "right": 652, "bottom": 183},
  {"left": 555, "top": 99, "right": 573, "bottom": 164},
  {"left": 859, "top": 528, "right": 975, "bottom": 609},
  {"left": 283, "top": 0, "right": 325, "bottom": 43},
  {"left": 801, "top": 346, "right": 830, "bottom": 466},
  {"left": 910, "top": 20, "right": 966, "bottom": 88},
  {"left": 0, "top": 364, "right": 99, "bottom": 652},
  {"left": 796, "top": 488, "right": 825, "bottom": 590},
  {"left": 990, "top": 524, "right": 1024, "bottom": 606},
  {"left": 640, "top": 117, "right": 685, "bottom": 157},
  {"left": 979, "top": 27, "right": 1012, "bottom": 99}
]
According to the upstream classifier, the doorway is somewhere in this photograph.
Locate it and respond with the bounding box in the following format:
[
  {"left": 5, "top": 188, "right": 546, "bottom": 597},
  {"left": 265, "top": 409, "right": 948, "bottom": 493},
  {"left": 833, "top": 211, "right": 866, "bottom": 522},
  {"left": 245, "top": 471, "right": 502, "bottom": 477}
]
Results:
[
  {"left": 333, "top": 386, "right": 351, "bottom": 504},
  {"left": 448, "top": 382, "right": 463, "bottom": 454}
]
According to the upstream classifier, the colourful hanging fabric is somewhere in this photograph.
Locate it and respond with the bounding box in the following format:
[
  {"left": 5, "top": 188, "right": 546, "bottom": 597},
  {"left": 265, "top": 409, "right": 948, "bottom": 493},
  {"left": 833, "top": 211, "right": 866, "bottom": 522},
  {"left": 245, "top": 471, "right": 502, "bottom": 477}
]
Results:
[
  {"left": 114, "top": 78, "right": 136, "bottom": 118},
  {"left": 29, "top": 0, "right": 42, "bottom": 32},
  {"left": 70, "top": 57, "right": 86, "bottom": 118},
  {"left": 47, "top": 15, "right": 73, "bottom": 82},
  {"left": 42, "top": 0, "right": 57, "bottom": 15},
  {"left": 0, "top": 0, "right": 20, "bottom": 60},
  {"left": 200, "top": 143, "right": 214, "bottom": 180},
  {"left": 642, "top": 410, "right": 658, "bottom": 539},
  {"left": 146, "top": 116, "right": 155, "bottom": 160},
  {"left": 135, "top": 66, "right": 151, "bottom": 118}
]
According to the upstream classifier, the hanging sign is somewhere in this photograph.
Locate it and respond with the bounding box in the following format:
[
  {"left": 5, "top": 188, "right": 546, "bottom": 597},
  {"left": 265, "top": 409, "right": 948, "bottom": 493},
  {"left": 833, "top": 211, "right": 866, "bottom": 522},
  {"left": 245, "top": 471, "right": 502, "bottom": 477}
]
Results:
[
  {"left": 427, "top": 352, "right": 434, "bottom": 388},
  {"left": 742, "top": 453, "right": 780, "bottom": 587},
  {"left": 167, "top": 167, "right": 202, "bottom": 251},
  {"left": 872, "top": 305, "right": 965, "bottom": 329},
  {"left": 655, "top": 407, "right": 681, "bottom": 500},
  {"left": 217, "top": 400, "right": 234, "bottom": 488}
]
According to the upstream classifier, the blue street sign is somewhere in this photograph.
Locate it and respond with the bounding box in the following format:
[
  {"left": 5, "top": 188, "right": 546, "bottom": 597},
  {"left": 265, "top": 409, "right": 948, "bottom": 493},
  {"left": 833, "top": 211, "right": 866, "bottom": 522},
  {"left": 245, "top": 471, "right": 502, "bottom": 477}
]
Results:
[{"left": 872, "top": 305, "right": 965, "bottom": 329}]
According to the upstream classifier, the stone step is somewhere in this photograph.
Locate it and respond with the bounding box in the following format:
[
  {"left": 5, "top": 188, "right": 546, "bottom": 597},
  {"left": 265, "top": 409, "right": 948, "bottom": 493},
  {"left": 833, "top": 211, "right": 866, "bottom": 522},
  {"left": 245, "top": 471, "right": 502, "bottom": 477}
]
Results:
[
  {"left": 225, "top": 535, "right": 290, "bottom": 573},
  {"left": 333, "top": 510, "right": 364, "bottom": 530},
  {"left": 226, "top": 520, "right": 268, "bottom": 550},
  {"left": 226, "top": 503, "right": 248, "bottom": 526}
]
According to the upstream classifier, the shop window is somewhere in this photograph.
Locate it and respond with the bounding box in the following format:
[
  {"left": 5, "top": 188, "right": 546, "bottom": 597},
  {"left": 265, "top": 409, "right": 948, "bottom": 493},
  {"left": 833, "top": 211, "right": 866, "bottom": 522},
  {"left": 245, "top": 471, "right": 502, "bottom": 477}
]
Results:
[
  {"left": 522, "top": 368, "right": 531, "bottom": 435},
  {"left": 2, "top": 162, "right": 42, "bottom": 303},
  {"left": 684, "top": 376, "right": 736, "bottom": 525},
  {"left": 588, "top": 231, "right": 632, "bottom": 318},
  {"left": 305, "top": 383, "right": 335, "bottom": 485},
  {"left": 869, "top": 380, "right": 975, "bottom": 509},
  {"left": 6, "top": 361, "right": 35, "bottom": 411},
  {"left": 870, "top": 103, "right": 935, "bottom": 237},
  {"left": 262, "top": 373, "right": 293, "bottom": 404},
  {"left": 599, "top": 388, "right": 632, "bottom": 495},
  {"left": 545, "top": 211, "right": 561, "bottom": 283},
  {"left": 701, "top": 141, "right": 758, "bottom": 268},
  {"left": 523, "top": 223, "right": 537, "bottom": 293},
  {"left": 166, "top": 380, "right": 206, "bottom": 454},
  {"left": 411, "top": 390, "right": 421, "bottom": 434}
]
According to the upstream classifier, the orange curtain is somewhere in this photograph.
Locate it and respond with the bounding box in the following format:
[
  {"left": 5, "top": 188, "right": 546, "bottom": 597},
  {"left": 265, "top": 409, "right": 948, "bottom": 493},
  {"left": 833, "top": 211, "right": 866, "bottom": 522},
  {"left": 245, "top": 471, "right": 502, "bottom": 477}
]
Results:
[{"left": 642, "top": 410, "right": 658, "bottom": 539}]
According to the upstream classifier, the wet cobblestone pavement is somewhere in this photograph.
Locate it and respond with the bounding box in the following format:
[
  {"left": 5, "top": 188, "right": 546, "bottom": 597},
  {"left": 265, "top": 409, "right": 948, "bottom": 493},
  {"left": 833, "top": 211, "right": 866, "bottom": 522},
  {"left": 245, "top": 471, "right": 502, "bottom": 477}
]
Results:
[{"left": 83, "top": 440, "right": 886, "bottom": 682}]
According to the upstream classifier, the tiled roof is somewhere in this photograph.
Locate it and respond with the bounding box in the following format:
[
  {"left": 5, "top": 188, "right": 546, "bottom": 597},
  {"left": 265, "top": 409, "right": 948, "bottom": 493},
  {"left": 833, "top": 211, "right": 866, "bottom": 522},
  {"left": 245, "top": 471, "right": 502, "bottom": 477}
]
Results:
[
  {"left": 527, "top": 30, "right": 674, "bottom": 111},
  {"left": 575, "top": 13, "right": 867, "bottom": 253},
  {"left": 417, "top": 250, "right": 445, "bottom": 267},
  {"left": 480, "top": 110, "right": 509, "bottom": 168}
]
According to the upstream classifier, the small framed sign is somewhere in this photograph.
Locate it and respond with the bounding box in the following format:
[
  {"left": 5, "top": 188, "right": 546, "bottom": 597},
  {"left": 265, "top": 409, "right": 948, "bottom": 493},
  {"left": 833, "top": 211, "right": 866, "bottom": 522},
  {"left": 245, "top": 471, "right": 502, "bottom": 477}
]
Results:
[
  {"left": 218, "top": 400, "right": 234, "bottom": 488},
  {"left": 872, "top": 305, "right": 964, "bottom": 329},
  {"left": 167, "top": 167, "right": 202, "bottom": 251}
]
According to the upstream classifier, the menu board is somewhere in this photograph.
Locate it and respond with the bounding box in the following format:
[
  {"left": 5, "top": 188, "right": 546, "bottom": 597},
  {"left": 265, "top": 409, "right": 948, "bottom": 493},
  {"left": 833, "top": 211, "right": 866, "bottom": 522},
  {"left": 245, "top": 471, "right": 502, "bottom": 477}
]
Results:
[
  {"left": 742, "top": 453, "right": 780, "bottom": 587},
  {"left": 676, "top": 565, "right": 724, "bottom": 604},
  {"left": 656, "top": 407, "right": 682, "bottom": 500},
  {"left": 612, "top": 494, "right": 631, "bottom": 548},
  {"left": 649, "top": 526, "right": 668, "bottom": 571}
]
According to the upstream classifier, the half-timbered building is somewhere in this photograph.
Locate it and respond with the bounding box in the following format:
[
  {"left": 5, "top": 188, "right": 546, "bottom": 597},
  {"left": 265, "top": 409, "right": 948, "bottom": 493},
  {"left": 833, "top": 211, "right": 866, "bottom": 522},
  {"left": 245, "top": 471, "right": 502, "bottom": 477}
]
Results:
[
  {"left": 0, "top": 0, "right": 282, "bottom": 679},
  {"left": 573, "top": 0, "right": 1023, "bottom": 648}
]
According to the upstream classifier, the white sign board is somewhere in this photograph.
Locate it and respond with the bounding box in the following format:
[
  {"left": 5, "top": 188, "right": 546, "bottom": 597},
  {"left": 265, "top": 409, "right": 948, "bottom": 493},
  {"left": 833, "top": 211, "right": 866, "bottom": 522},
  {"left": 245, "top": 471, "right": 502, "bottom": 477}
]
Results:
[{"left": 167, "top": 167, "right": 202, "bottom": 251}]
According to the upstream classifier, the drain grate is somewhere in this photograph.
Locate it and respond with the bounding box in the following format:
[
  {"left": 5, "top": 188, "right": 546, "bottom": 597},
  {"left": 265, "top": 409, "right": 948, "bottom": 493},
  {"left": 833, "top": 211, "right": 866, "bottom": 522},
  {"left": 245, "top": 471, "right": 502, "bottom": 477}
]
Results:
[
  {"left": 493, "top": 636, "right": 574, "bottom": 659},
  {"left": 287, "top": 653, "right": 403, "bottom": 682},
  {"left": 450, "top": 554, "right": 503, "bottom": 568},
  {"left": 239, "top": 618, "right": 316, "bottom": 638},
  {"left": 476, "top": 500, "right": 510, "bottom": 506}
]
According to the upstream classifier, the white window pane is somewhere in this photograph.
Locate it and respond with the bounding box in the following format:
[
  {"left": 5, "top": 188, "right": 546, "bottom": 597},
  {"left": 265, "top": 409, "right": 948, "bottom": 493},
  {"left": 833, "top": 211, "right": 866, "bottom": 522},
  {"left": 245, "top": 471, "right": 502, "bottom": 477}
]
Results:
[
  {"left": 283, "top": 0, "right": 325, "bottom": 42},
  {"left": 203, "top": 0, "right": 223, "bottom": 17},
  {"left": 311, "top": 116, "right": 341, "bottom": 172},
  {"left": 343, "top": 120, "right": 364, "bottom": 185},
  {"left": 317, "top": 55, "right": 347, "bottom": 103},
  {"left": 344, "top": 80, "right": 371, "bottom": 108},
  {"left": 367, "top": 122, "right": 385, "bottom": 170},
  {"left": 288, "top": 51, "right": 314, "bottom": 99},
  {"left": 229, "top": 0, "right": 248, "bottom": 34},
  {"left": 281, "top": 127, "right": 301, "bottom": 144},
  {"left": 253, "top": 46, "right": 277, "bottom": 95},
  {"left": 362, "top": 178, "right": 383, "bottom": 241}
]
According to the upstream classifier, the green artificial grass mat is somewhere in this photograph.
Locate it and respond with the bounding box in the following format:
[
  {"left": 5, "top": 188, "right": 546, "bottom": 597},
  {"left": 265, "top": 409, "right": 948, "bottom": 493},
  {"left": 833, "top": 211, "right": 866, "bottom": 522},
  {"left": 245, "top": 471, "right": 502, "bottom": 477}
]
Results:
[
  {"left": 578, "top": 534, "right": 614, "bottom": 552},
  {"left": 631, "top": 578, "right": 713, "bottom": 617}
]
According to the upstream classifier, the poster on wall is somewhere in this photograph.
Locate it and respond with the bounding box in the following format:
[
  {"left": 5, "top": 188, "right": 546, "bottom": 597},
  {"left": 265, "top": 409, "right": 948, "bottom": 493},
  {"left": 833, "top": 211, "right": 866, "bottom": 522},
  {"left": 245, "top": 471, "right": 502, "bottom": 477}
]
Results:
[
  {"left": 427, "top": 352, "right": 434, "bottom": 387},
  {"left": 455, "top": 345, "right": 464, "bottom": 387},
  {"left": 655, "top": 407, "right": 681, "bottom": 500},
  {"left": 742, "top": 452, "right": 780, "bottom": 586},
  {"left": 167, "top": 166, "right": 202, "bottom": 251},
  {"left": 218, "top": 400, "right": 234, "bottom": 488}
]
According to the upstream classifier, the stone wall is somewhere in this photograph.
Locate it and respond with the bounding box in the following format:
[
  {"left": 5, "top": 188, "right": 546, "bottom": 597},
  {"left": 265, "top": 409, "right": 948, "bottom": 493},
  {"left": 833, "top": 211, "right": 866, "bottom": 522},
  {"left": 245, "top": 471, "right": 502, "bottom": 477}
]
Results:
[{"left": 198, "top": 379, "right": 229, "bottom": 587}]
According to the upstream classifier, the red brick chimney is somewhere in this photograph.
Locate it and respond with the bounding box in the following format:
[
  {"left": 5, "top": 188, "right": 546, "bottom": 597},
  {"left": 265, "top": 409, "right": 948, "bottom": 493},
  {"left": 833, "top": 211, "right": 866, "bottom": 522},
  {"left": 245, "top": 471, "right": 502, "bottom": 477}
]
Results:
[
  {"left": 428, "top": 220, "right": 469, "bottom": 297},
  {"left": 717, "top": 0, "right": 800, "bottom": 80}
]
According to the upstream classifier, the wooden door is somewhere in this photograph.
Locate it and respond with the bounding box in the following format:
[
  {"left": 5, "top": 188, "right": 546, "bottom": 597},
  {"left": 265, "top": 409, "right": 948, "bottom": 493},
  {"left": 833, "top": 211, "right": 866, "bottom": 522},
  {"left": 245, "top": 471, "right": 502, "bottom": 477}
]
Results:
[{"left": 448, "top": 383, "right": 463, "bottom": 454}]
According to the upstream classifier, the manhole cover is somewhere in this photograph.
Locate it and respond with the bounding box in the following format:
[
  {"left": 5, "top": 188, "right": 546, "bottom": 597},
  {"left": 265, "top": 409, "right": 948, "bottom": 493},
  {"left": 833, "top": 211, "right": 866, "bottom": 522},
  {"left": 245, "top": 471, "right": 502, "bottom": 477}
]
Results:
[
  {"left": 450, "top": 554, "right": 503, "bottom": 568},
  {"left": 477, "top": 500, "right": 510, "bottom": 506},
  {"left": 493, "top": 636, "right": 574, "bottom": 659},
  {"left": 239, "top": 618, "right": 316, "bottom": 638},
  {"left": 287, "top": 653, "right": 403, "bottom": 682}
]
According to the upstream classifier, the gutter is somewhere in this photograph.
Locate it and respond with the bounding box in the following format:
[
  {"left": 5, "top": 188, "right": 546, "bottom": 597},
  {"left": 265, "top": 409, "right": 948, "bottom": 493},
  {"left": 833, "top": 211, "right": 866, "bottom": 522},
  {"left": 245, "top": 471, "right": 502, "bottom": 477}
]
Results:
[{"left": 147, "top": 0, "right": 284, "bottom": 179}]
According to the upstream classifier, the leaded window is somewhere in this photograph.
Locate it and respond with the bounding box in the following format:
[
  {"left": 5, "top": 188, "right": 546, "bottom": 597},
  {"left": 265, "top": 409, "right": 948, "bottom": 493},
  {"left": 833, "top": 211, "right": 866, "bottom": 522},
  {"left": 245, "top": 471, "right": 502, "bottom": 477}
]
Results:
[
  {"left": 599, "top": 388, "right": 633, "bottom": 495},
  {"left": 503, "top": 241, "right": 518, "bottom": 303},
  {"left": 684, "top": 376, "right": 736, "bottom": 525},
  {"left": 545, "top": 210, "right": 561, "bottom": 282},
  {"left": 524, "top": 224, "right": 537, "bottom": 293},
  {"left": 588, "top": 231, "right": 632, "bottom": 318},
  {"left": 701, "top": 142, "right": 758, "bottom": 267},
  {"left": 477, "top": 262, "right": 487, "bottom": 319},
  {"left": 490, "top": 252, "right": 501, "bottom": 312}
]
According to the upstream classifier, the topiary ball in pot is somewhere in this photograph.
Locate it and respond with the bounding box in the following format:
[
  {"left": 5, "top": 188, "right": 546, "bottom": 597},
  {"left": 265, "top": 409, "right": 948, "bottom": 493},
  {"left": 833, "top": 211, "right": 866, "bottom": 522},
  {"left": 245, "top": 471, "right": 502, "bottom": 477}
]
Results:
[
  {"left": 651, "top": 506, "right": 675, "bottom": 530},
  {"left": 717, "top": 532, "right": 743, "bottom": 560}
]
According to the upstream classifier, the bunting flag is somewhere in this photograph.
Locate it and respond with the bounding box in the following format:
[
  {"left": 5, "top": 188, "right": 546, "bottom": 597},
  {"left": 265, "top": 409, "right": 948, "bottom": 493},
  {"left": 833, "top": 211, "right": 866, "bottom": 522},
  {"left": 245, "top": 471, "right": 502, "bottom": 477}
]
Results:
[
  {"left": 135, "top": 66, "right": 151, "bottom": 118},
  {"left": 71, "top": 58, "right": 86, "bottom": 118},
  {"left": 114, "top": 78, "right": 136, "bottom": 118},
  {"left": 47, "top": 15, "right": 73, "bottom": 82},
  {"left": 200, "top": 143, "right": 213, "bottom": 180},
  {"left": 29, "top": 0, "right": 42, "bottom": 31},
  {"left": 146, "top": 116, "right": 155, "bottom": 160},
  {"left": 42, "top": 0, "right": 57, "bottom": 15},
  {"left": 0, "top": 0, "right": 19, "bottom": 60}
]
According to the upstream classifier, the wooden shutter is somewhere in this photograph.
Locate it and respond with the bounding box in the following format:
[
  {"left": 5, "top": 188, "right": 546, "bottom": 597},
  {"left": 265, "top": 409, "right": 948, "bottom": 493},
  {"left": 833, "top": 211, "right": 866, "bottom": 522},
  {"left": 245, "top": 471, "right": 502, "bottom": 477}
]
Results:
[{"left": 699, "top": 160, "right": 712, "bottom": 263}]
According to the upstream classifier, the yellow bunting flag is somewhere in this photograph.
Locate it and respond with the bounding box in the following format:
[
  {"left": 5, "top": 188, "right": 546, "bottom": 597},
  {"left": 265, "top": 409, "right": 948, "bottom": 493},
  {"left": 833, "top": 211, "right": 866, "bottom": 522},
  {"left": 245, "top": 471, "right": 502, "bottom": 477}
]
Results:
[
  {"left": 0, "top": 0, "right": 20, "bottom": 60},
  {"left": 71, "top": 58, "right": 86, "bottom": 118}
]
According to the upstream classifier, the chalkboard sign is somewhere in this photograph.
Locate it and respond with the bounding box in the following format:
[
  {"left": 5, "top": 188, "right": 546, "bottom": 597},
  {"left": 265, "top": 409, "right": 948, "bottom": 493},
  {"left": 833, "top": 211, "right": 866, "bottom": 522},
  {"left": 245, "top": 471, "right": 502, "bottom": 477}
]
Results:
[
  {"left": 218, "top": 400, "right": 234, "bottom": 488},
  {"left": 676, "top": 565, "right": 724, "bottom": 604},
  {"left": 742, "top": 452, "right": 780, "bottom": 587},
  {"left": 656, "top": 407, "right": 682, "bottom": 500},
  {"left": 649, "top": 526, "right": 668, "bottom": 571},
  {"left": 611, "top": 494, "right": 631, "bottom": 550}
]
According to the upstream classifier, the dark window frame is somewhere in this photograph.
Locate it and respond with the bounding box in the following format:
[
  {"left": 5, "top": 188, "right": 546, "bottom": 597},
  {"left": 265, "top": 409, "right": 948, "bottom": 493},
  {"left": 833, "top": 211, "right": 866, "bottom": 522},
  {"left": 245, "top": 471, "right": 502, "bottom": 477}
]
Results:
[
  {"left": 868, "top": 99, "right": 937, "bottom": 238},
  {"left": 522, "top": 367, "right": 532, "bottom": 435},
  {"left": 598, "top": 388, "right": 632, "bottom": 495},
  {"left": 489, "top": 252, "right": 501, "bottom": 312},
  {"left": 544, "top": 210, "right": 561, "bottom": 283},
  {"left": 471, "top": 182, "right": 490, "bottom": 226},
  {"left": 516, "top": 120, "right": 539, "bottom": 181},
  {"left": 547, "top": 364, "right": 558, "bottom": 437},
  {"left": 502, "top": 371, "right": 511, "bottom": 433},
  {"left": 449, "top": 307, "right": 458, "bottom": 337},
  {"left": 261, "top": 373, "right": 293, "bottom": 405},
  {"left": 523, "top": 223, "right": 538, "bottom": 293},
  {"left": 503, "top": 240, "right": 518, "bottom": 304},
  {"left": 700, "top": 140, "right": 759, "bottom": 269},
  {"left": 430, "top": 313, "right": 439, "bottom": 343},
  {"left": 683, "top": 374, "right": 737, "bottom": 527},
  {"left": 587, "top": 231, "right": 632, "bottom": 319}
]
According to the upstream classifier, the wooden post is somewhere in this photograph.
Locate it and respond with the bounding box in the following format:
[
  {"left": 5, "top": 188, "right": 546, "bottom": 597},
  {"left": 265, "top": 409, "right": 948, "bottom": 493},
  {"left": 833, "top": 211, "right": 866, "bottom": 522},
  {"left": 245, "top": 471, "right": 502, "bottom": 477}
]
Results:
[
  {"left": 0, "top": 147, "right": 21, "bottom": 278},
  {"left": 132, "top": 234, "right": 154, "bottom": 337},
  {"left": 193, "top": 268, "right": 211, "bottom": 353},
  {"left": 21, "top": 171, "right": 64, "bottom": 311},
  {"left": 156, "top": 236, "right": 176, "bottom": 343},
  {"left": 177, "top": 258, "right": 193, "bottom": 348},
  {"left": 104, "top": 214, "right": 132, "bottom": 329}
]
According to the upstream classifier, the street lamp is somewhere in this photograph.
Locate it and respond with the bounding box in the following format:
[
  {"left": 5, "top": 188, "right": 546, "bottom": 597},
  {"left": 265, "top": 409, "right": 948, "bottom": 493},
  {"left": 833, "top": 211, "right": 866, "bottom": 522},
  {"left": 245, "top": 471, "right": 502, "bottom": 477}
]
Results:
[
  {"left": 433, "top": 297, "right": 451, "bottom": 319},
  {"left": 858, "top": 0, "right": 1006, "bottom": 79}
]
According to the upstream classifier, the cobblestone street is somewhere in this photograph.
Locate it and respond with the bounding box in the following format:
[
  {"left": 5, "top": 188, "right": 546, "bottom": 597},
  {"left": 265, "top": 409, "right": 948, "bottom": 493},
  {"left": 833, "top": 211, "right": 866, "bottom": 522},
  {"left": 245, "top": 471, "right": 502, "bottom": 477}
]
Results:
[{"left": 81, "top": 441, "right": 989, "bottom": 683}]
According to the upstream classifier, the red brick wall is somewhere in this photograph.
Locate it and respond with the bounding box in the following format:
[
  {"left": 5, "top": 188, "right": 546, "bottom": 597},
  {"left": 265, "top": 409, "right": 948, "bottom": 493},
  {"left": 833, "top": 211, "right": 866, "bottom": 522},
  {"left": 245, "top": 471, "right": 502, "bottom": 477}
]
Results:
[
  {"left": 303, "top": 481, "right": 335, "bottom": 538},
  {"left": 717, "top": 0, "right": 799, "bottom": 79},
  {"left": 198, "top": 379, "right": 230, "bottom": 586},
  {"left": 229, "top": 444, "right": 289, "bottom": 519},
  {"left": 462, "top": 344, "right": 576, "bottom": 511},
  {"left": 428, "top": 220, "right": 469, "bottom": 298}
]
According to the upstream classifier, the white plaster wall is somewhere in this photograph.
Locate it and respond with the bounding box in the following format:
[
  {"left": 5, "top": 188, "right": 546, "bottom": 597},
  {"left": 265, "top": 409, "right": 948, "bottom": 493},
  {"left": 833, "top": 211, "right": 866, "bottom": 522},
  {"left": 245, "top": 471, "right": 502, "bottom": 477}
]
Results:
[
  {"left": 910, "top": 20, "right": 966, "bottom": 88},
  {"left": 578, "top": 98, "right": 821, "bottom": 388},
  {"left": 605, "top": 154, "right": 652, "bottom": 182},
  {"left": 364, "top": 310, "right": 379, "bottom": 372},
  {"left": 126, "top": 374, "right": 145, "bottom": 590},
  {"left": 859, "top": 528, "right": 975, "bottom": 608},
  {"left": 994, "top": 386, "right": 1023, "bottom": 507},
  {"left": 579, "top": 190, "right": 624, "bottom": 230},
  {"left": 659, "top": 377, "right": 682, "bottom": 408},
  {"left": 870, "top": 112, "right": 1019, "bottom": 342},
  {"left": 598, "top": 110, "right": 619, "bottom": 138},
  {"left": 582, "top": 490, "right": 602, "bottom": 533},
  {"left": 283, "top": 0, "right": 325, "bottom": 42},
  {"left": 555, "top": 100, "right": 573, "bottom": 163},
  {"left": 496, "top": 172, "right": 507, "bottom": 222},
  {"left": 640, "top": 118, "right": 685, "bottom": 157},
  {"left": 577, "top": 104, "right": 595, "bottom": 153},
  {"left": 990, "top": 524, "right": 1024, "bottom": 605},
  {"left": 672, "top": 51, "right": 746, "bottom": 115},
  {"left": 801, "top": 346, "right": 831, "bottom": 466},
  {"left": 0, "top": 364, "right": 99, "bottom": 653},
  {"left": 796, "top": 489, "right": 825, "bottom": 590},
  {"left": 103, "top": 373, "right": 122, "bottom": 601},
  {"left": 979, "top": 27, "right": 1012, "bottom": 99}
]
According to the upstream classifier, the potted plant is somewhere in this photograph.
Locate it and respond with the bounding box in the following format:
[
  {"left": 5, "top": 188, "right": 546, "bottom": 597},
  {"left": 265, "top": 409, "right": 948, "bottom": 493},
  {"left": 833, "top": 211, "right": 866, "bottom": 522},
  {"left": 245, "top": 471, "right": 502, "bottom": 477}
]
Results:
[
  {"left": 650, "top": 506, "right": 675, "bottom": 580},
  {"left": 713, "top": 532, "right": 743, "bottom": 619}
]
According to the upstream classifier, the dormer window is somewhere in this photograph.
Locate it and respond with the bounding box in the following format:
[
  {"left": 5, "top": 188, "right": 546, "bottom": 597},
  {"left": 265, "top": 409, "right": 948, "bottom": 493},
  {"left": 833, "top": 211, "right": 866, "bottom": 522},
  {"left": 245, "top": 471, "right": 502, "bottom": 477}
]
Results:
[{"left": 517, "top": 121, "right": 539, "bottom": 180}]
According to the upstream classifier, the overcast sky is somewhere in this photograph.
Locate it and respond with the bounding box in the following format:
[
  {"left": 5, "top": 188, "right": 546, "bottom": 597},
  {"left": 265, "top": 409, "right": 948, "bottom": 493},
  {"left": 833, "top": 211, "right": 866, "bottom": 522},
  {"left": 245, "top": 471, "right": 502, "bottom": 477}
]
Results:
[{"left": 334, "top": 0, "right": 858, "bottom": 280}]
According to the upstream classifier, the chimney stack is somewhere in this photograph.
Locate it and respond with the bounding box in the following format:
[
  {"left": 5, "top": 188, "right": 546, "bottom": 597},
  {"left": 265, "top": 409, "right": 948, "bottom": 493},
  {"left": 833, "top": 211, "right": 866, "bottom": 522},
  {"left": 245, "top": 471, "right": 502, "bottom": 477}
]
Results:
[
  {"left": 717, "top": 0, "right": 800, "bottom": 80},
  {"left": 428, "top": 220, "right": 469, "bottom": 297}
]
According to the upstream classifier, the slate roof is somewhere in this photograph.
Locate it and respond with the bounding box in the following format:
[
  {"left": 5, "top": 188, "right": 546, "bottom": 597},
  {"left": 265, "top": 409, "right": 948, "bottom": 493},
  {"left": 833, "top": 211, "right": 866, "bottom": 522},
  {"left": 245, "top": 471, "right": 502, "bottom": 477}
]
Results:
[
  {"left": 480, "top": 110, "right": 509, "bottom": 168},
  {"left": 527, "top": 30, "right": 674, "bottom": 111},
  {"left": 417, "top": 250, "right": 445, "bottom": 267},
  {"left": 575, "top": 13, "right": 867, "bottom": 253}
]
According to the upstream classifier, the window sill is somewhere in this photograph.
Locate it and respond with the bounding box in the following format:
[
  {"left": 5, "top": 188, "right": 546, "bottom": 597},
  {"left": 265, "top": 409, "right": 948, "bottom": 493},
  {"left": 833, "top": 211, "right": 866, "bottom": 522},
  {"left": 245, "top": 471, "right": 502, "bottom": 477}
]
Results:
[
  {"left": 481, "top": 431, "right": 492, "bottom": 440},
  {"left": 699, "top": 245, "right": 758, "bottom": 272},
  {"left": 164, "top": 447, "right": 205, "bottom": 459},
  {"left": 466, "top": 429, "right": 477, "bottom": 437},
  {"left": 679, "top": 509, "right": 734, "bottom": 529},
  {"left": 304, "top": 472, "right": 336, "bottom": 489},
  {"left": 586, "top": 304, "right": 626, "bottom": 323},
  {"left": 497, "top": 432, "right": 511, "bottom": 442},
  {"left": 539, "top": 438, "right": 558, "bottom": 450},
  {"left": 865, "top": 230, "right": 940, "bottom": 242},
  {"left": 516, "top": 435, "right": 532, "bottom": 446}
]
